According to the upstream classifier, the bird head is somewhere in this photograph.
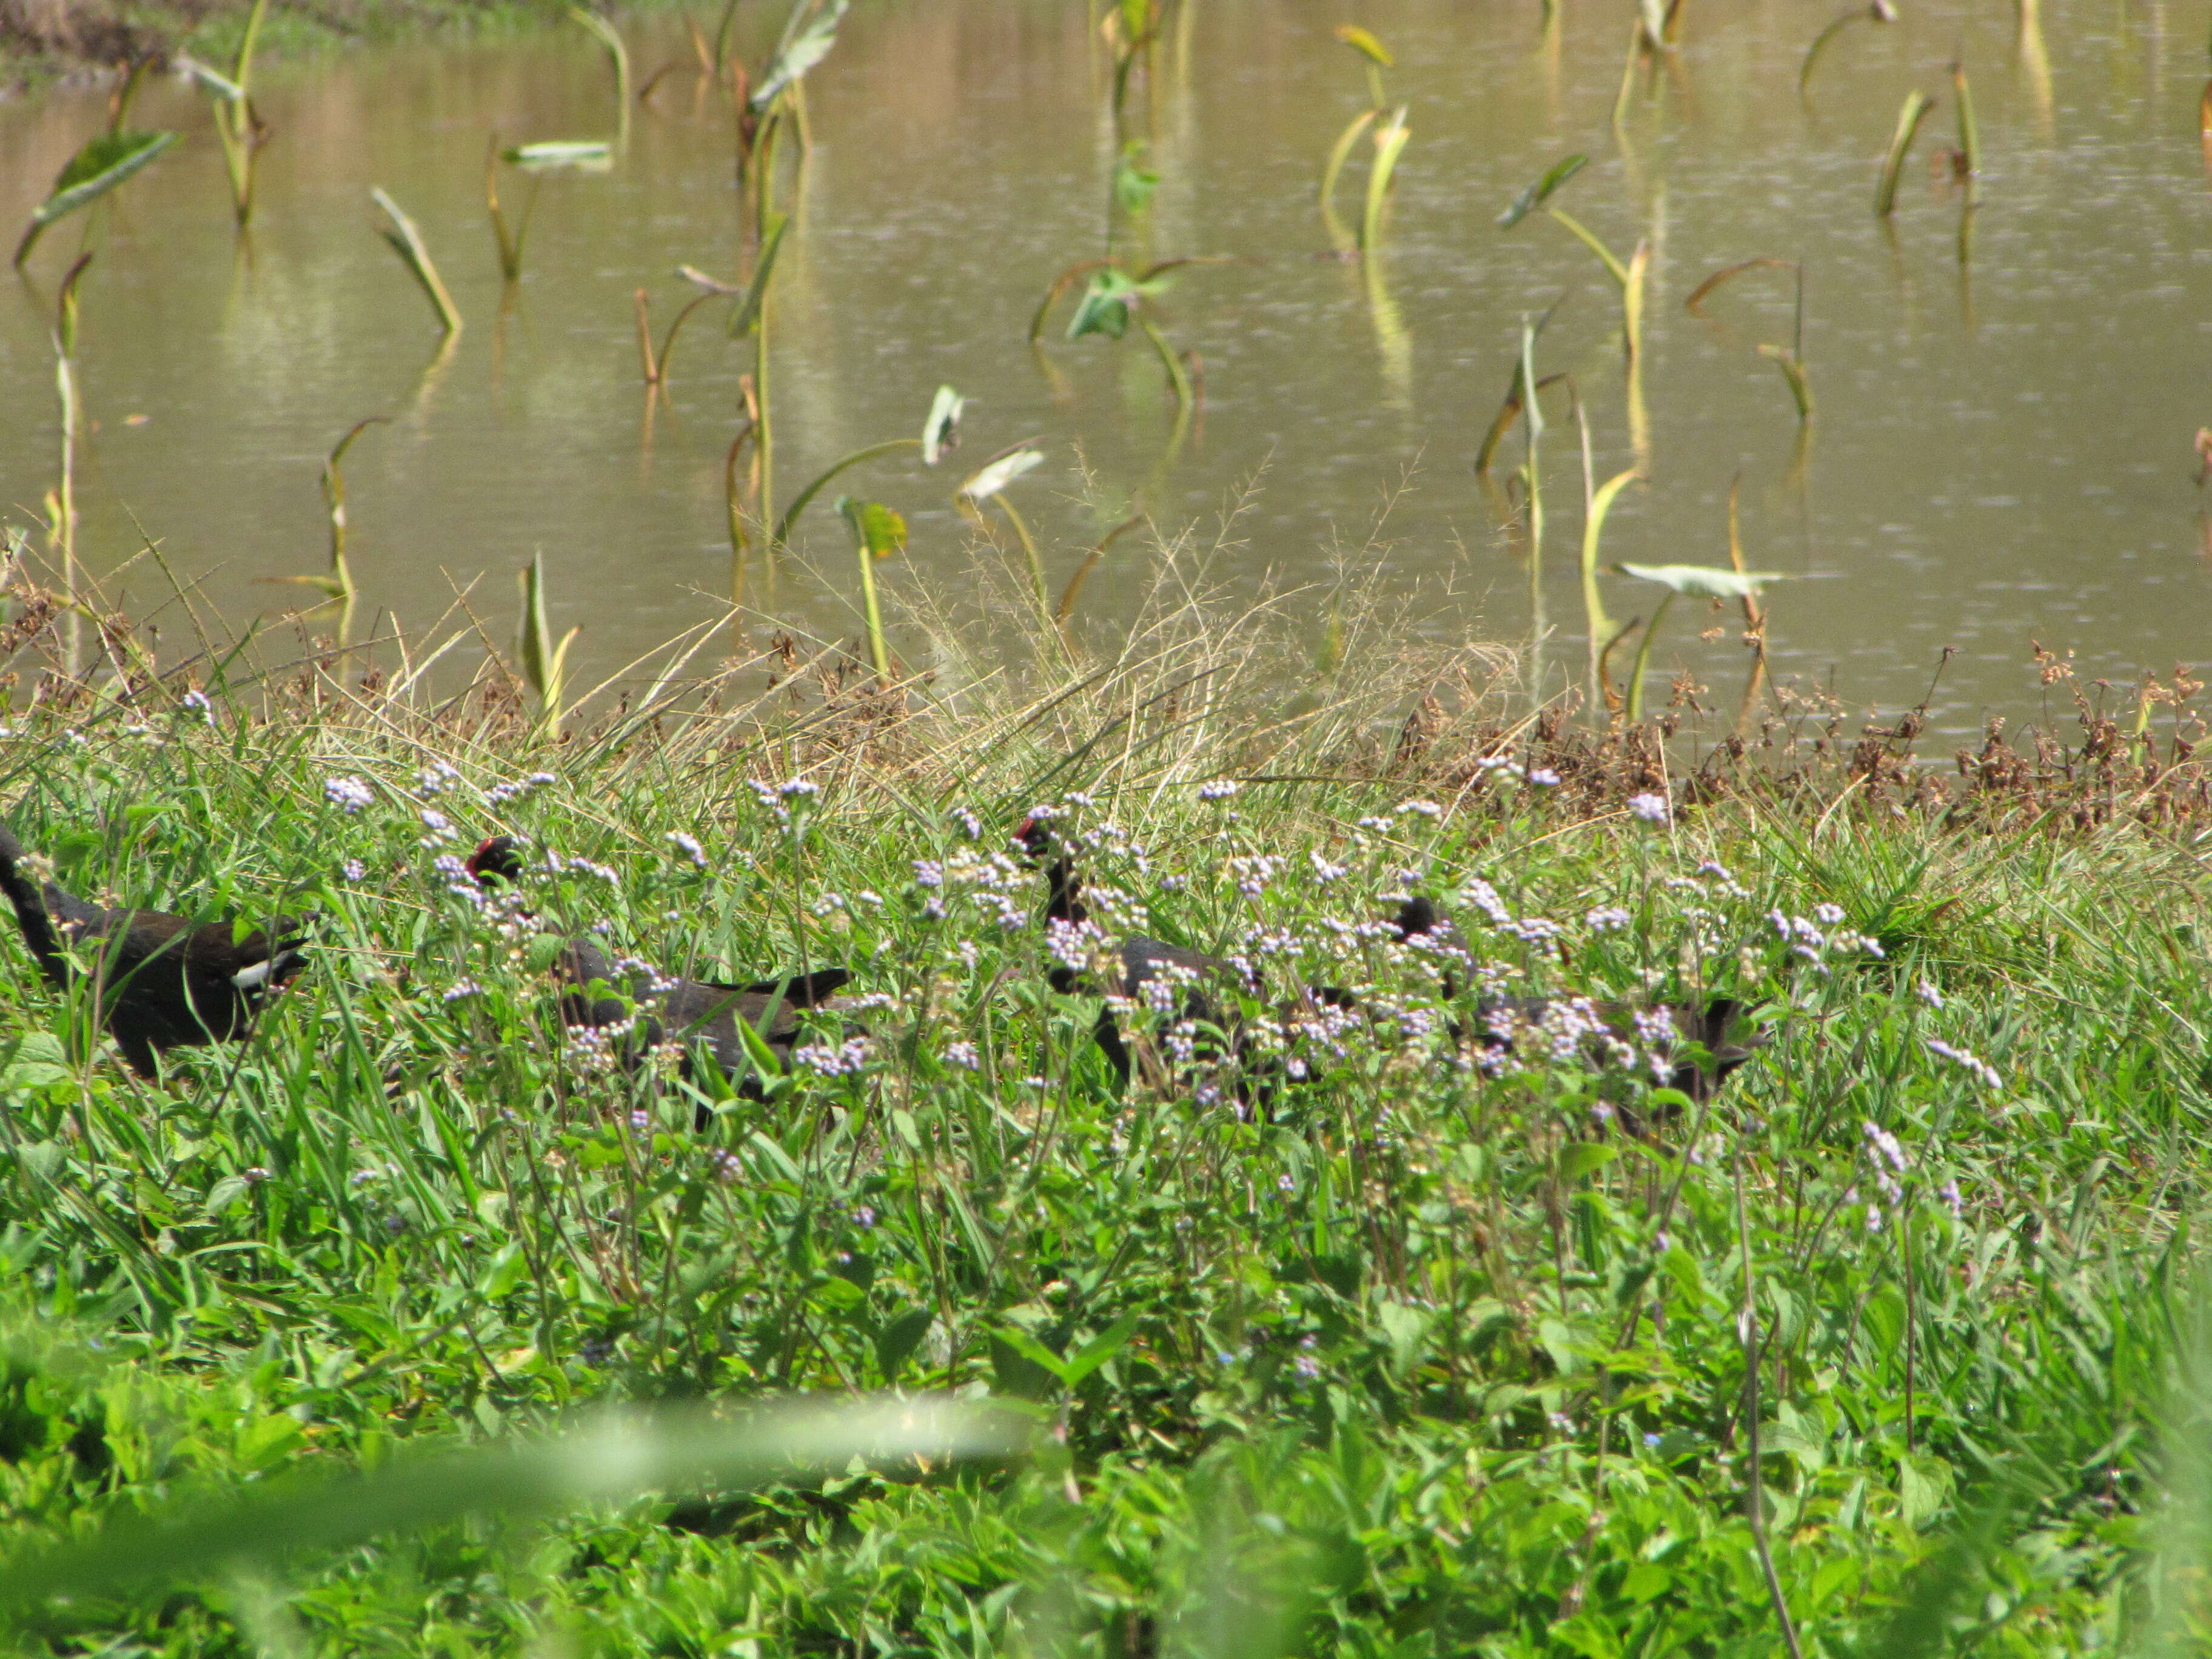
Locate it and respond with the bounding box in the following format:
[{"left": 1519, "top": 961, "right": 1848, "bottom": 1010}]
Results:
[
  {"left": 1394, "top": 896, "right": 1442, "bottom": 939},
  {"left": 467, "top": 836, "right": 526, "bottom": 886},
  {"left": 1011, "top": 816, "right": 1053, "bottom": 866}
]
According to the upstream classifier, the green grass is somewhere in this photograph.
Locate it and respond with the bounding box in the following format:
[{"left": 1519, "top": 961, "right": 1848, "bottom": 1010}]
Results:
[
  {"left": 1, "top": 0, "right": 695, "bottom": 90},
  {"left": 0, "top": 591, "right": 2205, "bottom": 1654}
]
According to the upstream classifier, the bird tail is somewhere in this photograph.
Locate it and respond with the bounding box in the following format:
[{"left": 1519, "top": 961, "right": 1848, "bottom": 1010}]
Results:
[{"left": 1694, "top": 997, "right": 1769, "bottom": 1080}]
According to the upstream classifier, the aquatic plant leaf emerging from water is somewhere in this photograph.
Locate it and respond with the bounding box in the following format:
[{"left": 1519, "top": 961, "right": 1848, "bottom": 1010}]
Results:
[
  {"left": 1617, "top": 562, "right": 1784, "bottom": 598},
  {"left": 1067, "top": 269, "right": 1165, "bottom": 340},
  {"left": 503, "top": 141, "right": 614, "bottom": 172},
  {"left": 1333, "top": 24, "right": 1395, "bottom": 67},
  {"left": 15, "top": 130, "right": 176, "bottom": 267},
  {"left": 751, "top": 0, "right": 848, "bottom": 111},
  {"left": 922, "top": 386, "right": 965, "bottom": 466},
  {"left": 1114, "top": 142, "right": 1161, "bottom": 215},
  {"left": 959, "top": 450, "right": 1045, "bottom": 503},
  {"left": 838, "top": 498, "right": 908, "bottom": 560},
  {"left": 1498, "top": 152, "right": 1586, "bottom": 229}
]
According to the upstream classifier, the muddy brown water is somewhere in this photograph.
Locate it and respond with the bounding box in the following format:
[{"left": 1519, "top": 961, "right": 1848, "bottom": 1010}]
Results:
[{"left": 1, "top": 0, "right": 2207, "bottom": 734}]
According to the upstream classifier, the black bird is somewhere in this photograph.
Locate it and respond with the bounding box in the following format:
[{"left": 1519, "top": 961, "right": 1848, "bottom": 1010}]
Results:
[
  {"left": 0, "top": 820, "right": 312, "bottom": 1076},
  {"left": 466, "top": 836, "right": 852, "bottom": 1096},
  {"left": 1014, "top": 818, "right": 1350, "bottom": 1088},
  {"left": 1393, "top": 894, "right": 1765, "bottom": 1102}
]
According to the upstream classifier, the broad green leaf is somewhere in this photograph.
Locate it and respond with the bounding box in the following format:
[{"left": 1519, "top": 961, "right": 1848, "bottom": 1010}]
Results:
[
  {"left": 994, "top": 1322, "right": 1072, "bottom": 1384},
  {"left": 1559, "top": 1142, "right": 1619, "bottom": 1182},
  {"left": 836, "top": 496, "right": 907, "bottom": 559},
  {"left": 15, "top": 130, "right": 176, "bottom": 266},
  {"left": 958, "top": 449, "right": 1044, "bottom": 503},
  {"left": 1497, "top": 152, "right": 1586, "bottom": 229},
  {"left": 1333, "top": 23, "right": 1395, "bottom": 65},
  {"left": 1113, "top": 142, "right": 1160, "bottom": 215},
  {"left": 1615, "top": 562, "right": 1786, "bottom": 598},
  {"left": 875, "top": 1308, "right": 934, "bottom": 1380},
  {"left": 1057, "top": 1311, "right": 1140, "bottom": 1388},
  {"left": 922, "top": 384, "right": 965, "bottom": 466},
  {"left": 1065, "top": 268, "right": 1159, "bottom": 340}
]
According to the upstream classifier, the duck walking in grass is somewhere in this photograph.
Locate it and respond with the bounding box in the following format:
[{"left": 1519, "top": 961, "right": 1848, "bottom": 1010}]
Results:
[
  {"left": 0, "top": 820, "right": 314, "bottom": 1076},
  {"left": 466, "top": 836, "right": 853, "bottom": 1096},
  {"left": 1394, "top": 894, "right": 1766, "bottom": 1101}
]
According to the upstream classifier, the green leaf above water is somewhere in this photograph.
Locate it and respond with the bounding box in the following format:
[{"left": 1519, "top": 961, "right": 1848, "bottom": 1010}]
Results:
[
  {"left": 15, "top": 129, "right": 177, "bottom": 267},
  {"left": 1615, "top": 562, "right": 1785, "bottom": 598},
  {"left": 502, "top": 140, "right": 614, "bottom": 172},
  {"left": 1497, "top": 151, "right": 1586, "bottom": 229},
  {"left": 1066, "top": 269, "right": 1164, "bottom": 340},
  {"left": 1333, "top": 23, "right": 1395, "bottom": 67},
  {"left": 837, "top": 497, "right": 907, "bottom": 561},
  {"left": 752, "top": 0, "right": 849, "bottom": 111},
  {"left": 958, "top": 449, "right": 1044, "bottom": 503},
  {"left": 922, "top": 384, "right": 965, "bottom": 466}
]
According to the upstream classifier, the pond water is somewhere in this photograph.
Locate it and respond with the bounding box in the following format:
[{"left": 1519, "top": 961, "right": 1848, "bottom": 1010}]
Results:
[{"left": 2, "top": 0, "right": 2208, "bottom": 734}]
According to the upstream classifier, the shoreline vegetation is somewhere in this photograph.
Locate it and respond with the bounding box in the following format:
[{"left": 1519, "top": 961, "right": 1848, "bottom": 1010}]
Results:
[
  {"left": 0, "top": 537, "right": 2210, "bottom": 1649},
  {"left": 0, "top": 0, "right": 668, "bottom": 87}
]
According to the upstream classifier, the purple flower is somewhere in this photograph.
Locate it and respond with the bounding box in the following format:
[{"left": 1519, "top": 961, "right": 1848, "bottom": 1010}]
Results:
[
  {"left": 325, "top": 775, "right": 374, "bottom": 813},
  {"left": 1627, "top": 792, "right": 1670, "bottom": 823}
]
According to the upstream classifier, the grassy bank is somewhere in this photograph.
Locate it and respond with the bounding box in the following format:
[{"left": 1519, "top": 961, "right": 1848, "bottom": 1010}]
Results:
[
  {"left": 1, "top": 0, "right": 656, "bottom": 89},
  {"left": 0, "top": 561, "right": 2209, "bottom": 1654}
]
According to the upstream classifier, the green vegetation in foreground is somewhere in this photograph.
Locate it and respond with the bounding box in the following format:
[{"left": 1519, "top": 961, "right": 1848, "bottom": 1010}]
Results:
[{"left": 0, "top": 616, "right": 2207, "bottom": 1654}]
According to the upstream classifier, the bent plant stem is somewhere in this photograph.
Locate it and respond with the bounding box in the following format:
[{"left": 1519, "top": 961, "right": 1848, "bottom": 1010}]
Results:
[
  {"left": 372, "top": 188, "right": 461, "bottom": 336},
  {"left": 774, "top": 439, "right": 920, "bottom": 548},
  {"left": 1581, "top": 468, "right": 1637, "bottom": 705},
  {"left": 1359, "top": 107, "right": 1410, "bottom": 253},
  {"left": 1875, "top": 90, "right": 1936, "bottom": 216},
  {"left": 1546, "top": 207, "right": 1631, "bottom": 286},
  {"left": 49, "top": 253, "right": 91, "bottom": 675},
  {"left": 486, "top": 142, "right": 542, "bottom": 283},
  {"left": 726, "top": 426, "right": 756, "bottom": 621},
  {"left": 1054, "top": 515, "right": 1142, "bottom": 627},
  {"left": 1624, "top": 591, "right": 1675, "bottom": 723},
  {"left": 320, "top": 417, "right": 386, "bottom": 605},
  {"left": 639, "top": 290, "right": 721, "bottom": 386},
  {"left": 999, "top": 497, "right": 1050, "bottom": 628},
  {"left": 1137, "top": 317, "right": 1191, "bottom": 407},
  {"left": 1319, "top": 107, "right": 1379, "bottom": 249},
  {"left": 1728, "top": 476, "right": 1770, "bottom": 735}
]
